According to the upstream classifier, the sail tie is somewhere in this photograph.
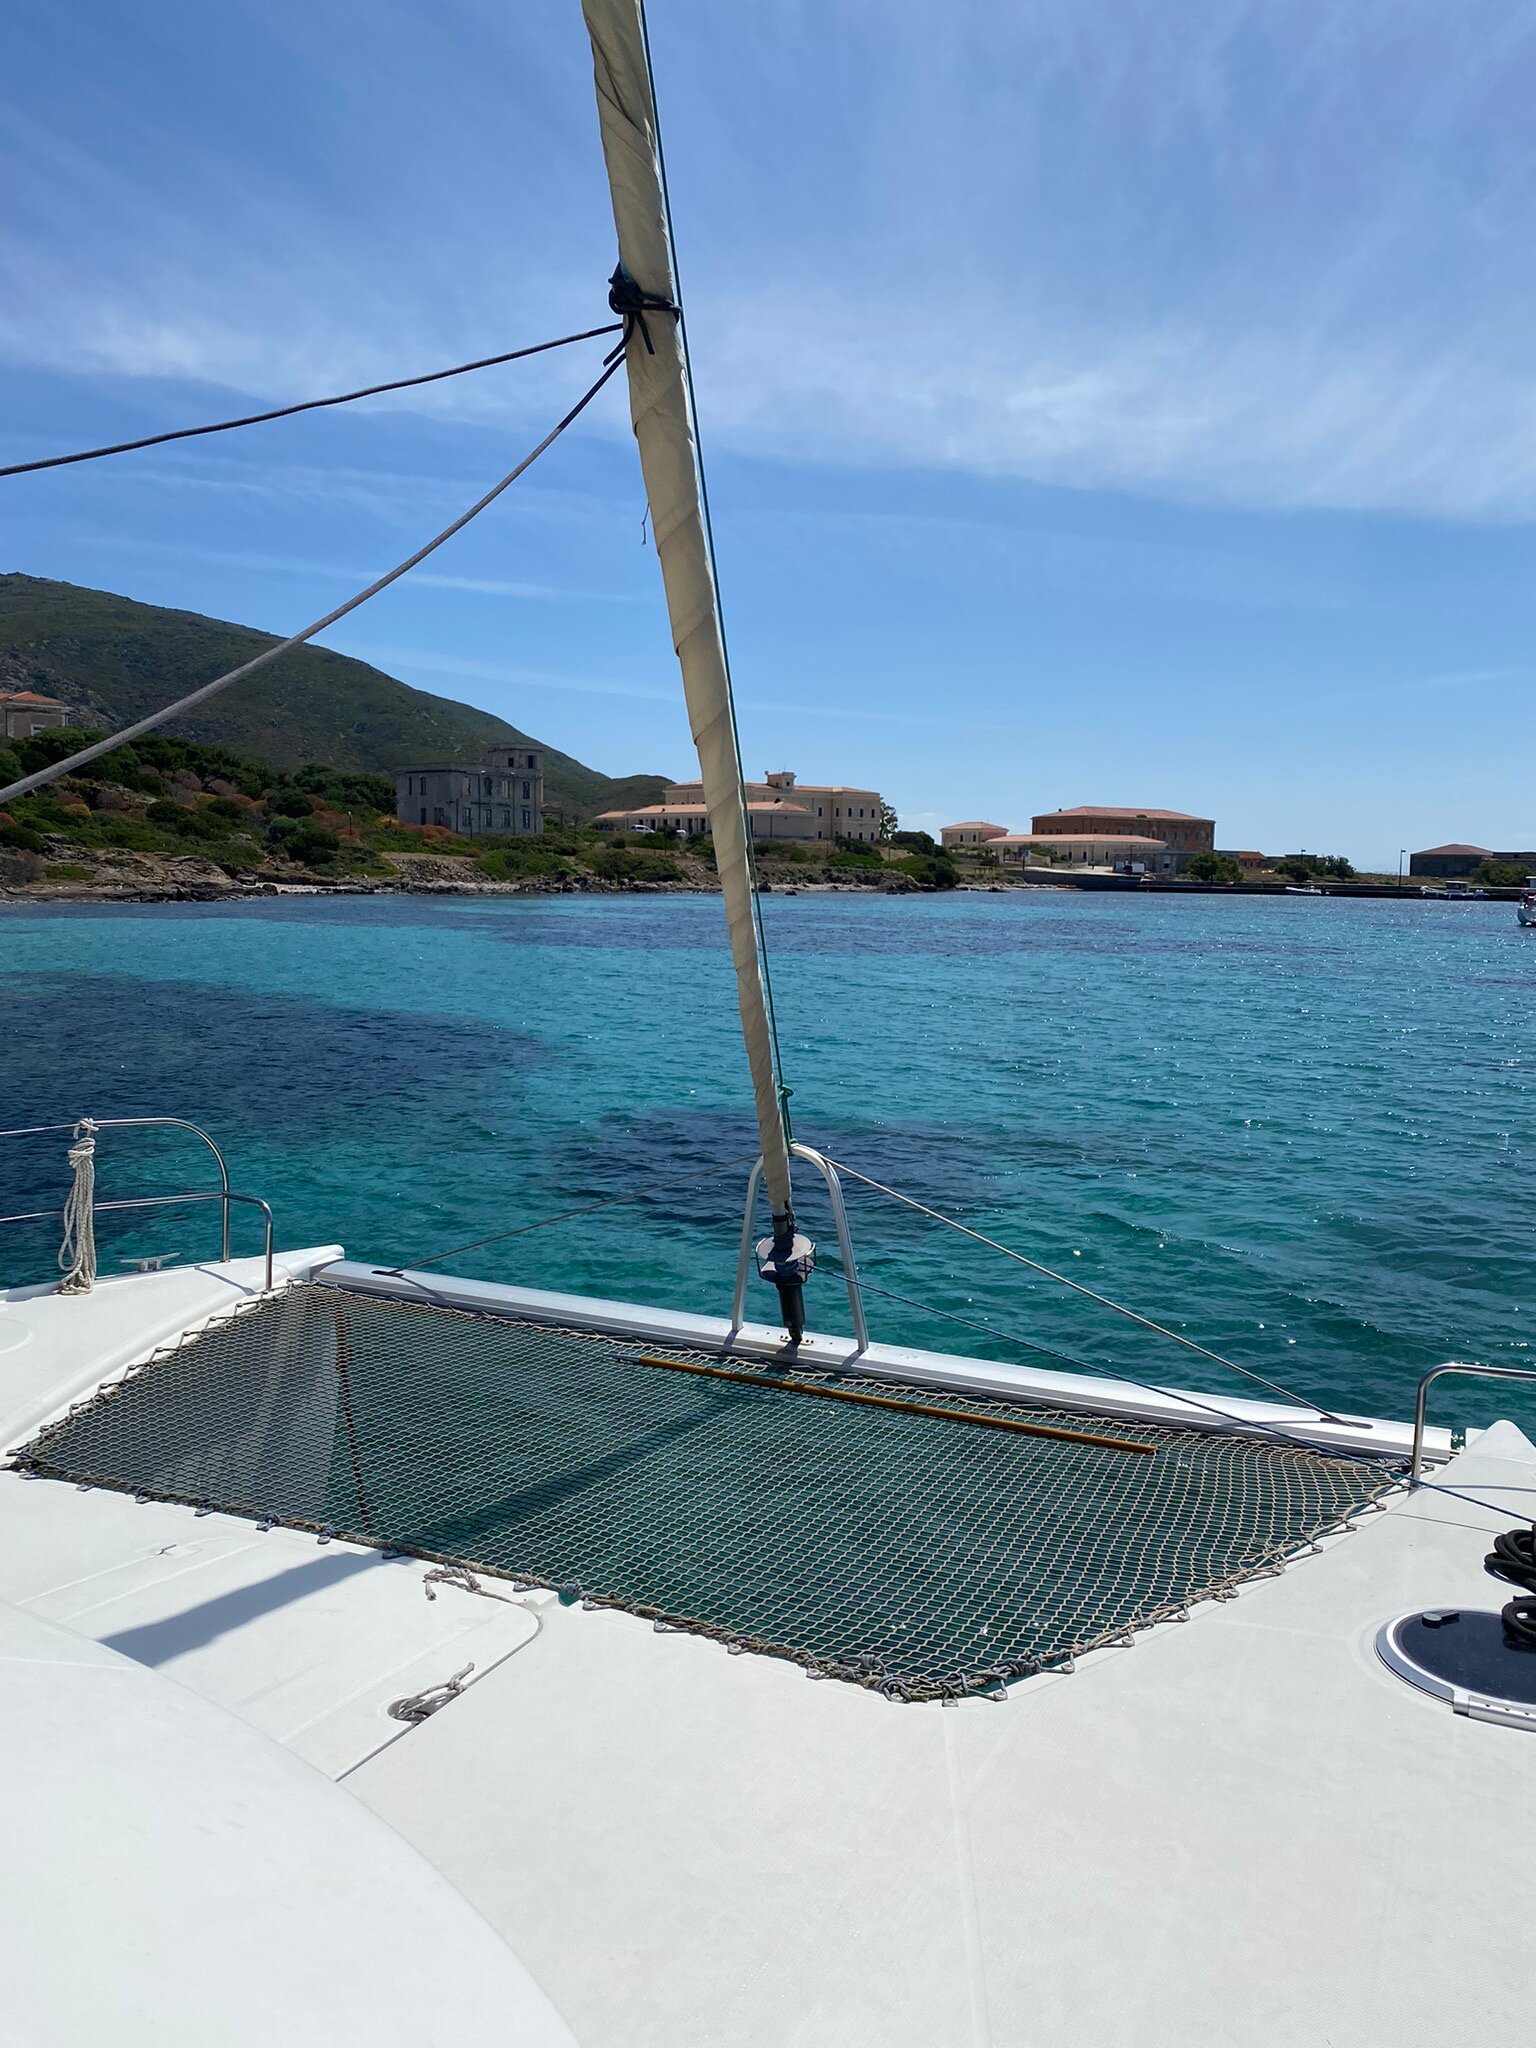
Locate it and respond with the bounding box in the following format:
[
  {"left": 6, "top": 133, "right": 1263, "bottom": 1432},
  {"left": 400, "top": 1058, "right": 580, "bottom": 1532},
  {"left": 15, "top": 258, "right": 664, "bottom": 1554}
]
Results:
[{"left": 606, "top": 262, "right": 678, "bottom": 358}]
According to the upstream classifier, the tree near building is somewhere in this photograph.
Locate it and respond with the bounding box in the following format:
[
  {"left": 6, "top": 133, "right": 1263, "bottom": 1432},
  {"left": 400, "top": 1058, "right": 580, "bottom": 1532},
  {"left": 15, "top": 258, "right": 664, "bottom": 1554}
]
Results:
[
  {"left": 1277, "top": 853, "right": 1355, "bottom": 882},
  {"left": 878, "top": 800, "right": 899, "bottom": 842},
  {"left": 1186, "top": 852, "right": 1242, "bottom": 884}
]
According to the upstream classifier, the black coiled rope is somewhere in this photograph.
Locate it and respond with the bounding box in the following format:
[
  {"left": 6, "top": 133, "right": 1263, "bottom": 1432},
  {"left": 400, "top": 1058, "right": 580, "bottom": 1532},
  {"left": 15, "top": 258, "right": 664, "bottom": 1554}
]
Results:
[{"left": 1485, "top": 1523, "right": 1536, "bottom": 1648}]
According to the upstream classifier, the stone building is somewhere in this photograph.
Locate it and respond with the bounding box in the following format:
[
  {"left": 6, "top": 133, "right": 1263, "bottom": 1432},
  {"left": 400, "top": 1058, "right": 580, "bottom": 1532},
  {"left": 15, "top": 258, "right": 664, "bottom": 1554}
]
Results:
[
  {"left": 1, "top": 690, "right": 69, "bottom": 740},
  {"left": 594, "top": 769, "right": 885, "bottom": 844},
  {"left": 990, "top": 832, "right": 1175, "bottom": 875},
  {"left": 1410, "top": 842, "right": 1536, "bottom": 879},
  {"left": 1031, "top": 806, "right": 1215, "bottom": 871},
  {"left": 395, "top": 745, "right": 544, "bottom": 837},
  {"left": 940, "top": 822, "right": 1009, "bottom": 849}
]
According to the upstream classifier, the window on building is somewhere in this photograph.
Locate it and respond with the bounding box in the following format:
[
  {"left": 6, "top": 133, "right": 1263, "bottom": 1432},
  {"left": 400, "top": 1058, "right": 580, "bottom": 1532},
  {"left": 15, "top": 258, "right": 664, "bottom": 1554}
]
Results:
[
  {"left": 433, "top": 807, "right": 445, "bottom": 825},
  {"left": 419, "top": 807, "right": 427, "bottom": 825},
  {"left": 500, "top": 808, "right": 511, "bottom": 829},
  {"left": 406, "top": 775, "right": 413, "bottom": 795},
  {"left": 521, "top": 807, "right": 532, "bottom": 829}
]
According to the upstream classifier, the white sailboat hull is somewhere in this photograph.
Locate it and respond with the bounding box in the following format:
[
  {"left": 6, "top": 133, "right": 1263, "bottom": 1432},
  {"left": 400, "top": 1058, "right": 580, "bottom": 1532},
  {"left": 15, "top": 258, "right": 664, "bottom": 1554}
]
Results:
[{"left": 2, "top": 1249, "right": 1528, "bottom": 2047}]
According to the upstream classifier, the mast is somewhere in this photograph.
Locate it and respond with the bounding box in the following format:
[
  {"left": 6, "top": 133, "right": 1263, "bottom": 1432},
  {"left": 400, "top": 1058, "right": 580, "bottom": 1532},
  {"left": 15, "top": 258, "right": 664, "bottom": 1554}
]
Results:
[{"left": 582, "top": 0, "right": 809, "bottom": 1333}]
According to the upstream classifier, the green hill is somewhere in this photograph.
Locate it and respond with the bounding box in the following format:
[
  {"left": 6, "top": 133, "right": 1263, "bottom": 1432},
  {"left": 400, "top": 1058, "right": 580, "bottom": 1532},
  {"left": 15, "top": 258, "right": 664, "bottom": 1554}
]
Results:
[{"left": 0, "top": 572, "right": 667, "bottom": 820}]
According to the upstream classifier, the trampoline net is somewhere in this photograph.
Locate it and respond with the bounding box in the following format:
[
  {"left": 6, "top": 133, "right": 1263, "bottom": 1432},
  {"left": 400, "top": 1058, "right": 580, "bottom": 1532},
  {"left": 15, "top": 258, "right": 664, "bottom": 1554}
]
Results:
[{"left": 12, "top": 1282, "right": 1404, "bottom": 1701}]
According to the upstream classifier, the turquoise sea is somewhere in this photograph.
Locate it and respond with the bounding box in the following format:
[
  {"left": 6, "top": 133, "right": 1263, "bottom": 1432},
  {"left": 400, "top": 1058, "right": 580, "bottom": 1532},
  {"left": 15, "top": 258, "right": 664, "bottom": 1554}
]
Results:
[{"left": 2, "top": 890, "right": 1532, "bottom": 1428}]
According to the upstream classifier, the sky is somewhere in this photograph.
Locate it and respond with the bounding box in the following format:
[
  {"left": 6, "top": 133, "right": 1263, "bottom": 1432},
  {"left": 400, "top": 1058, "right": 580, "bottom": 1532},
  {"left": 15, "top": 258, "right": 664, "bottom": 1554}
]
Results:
[{"left": 4, "top": 0, "right": 1536, "bottom": 867}]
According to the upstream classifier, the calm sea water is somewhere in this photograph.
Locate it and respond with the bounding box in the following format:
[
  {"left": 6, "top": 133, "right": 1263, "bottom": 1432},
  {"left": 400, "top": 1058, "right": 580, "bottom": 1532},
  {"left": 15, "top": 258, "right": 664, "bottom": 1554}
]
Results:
[{"left": 2, "top": 890, "right": 1532, "bottom": 1427}]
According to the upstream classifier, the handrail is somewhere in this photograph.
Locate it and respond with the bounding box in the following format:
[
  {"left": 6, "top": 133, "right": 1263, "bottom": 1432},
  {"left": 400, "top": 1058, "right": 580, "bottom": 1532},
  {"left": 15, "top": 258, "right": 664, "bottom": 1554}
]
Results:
[
  {"left": 0, "top": 1190, "right": 273, "bottom": 1293},
  {"left": 0, "top": 1117, "right": 272, "bottom": 1286},
  {"left": 1411, "top": 1361, "right": 1536, "bottom": 1487},
  {"left": 0, "top": 1117, "right": 233, "bottom": 1259},
  {"left": 731, "top": 1143, "right": 869, "bottom": 1353}
]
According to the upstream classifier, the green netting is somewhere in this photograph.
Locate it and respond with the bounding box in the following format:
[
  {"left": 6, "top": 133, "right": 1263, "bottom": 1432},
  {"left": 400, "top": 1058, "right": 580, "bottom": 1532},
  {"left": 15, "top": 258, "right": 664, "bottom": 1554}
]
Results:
[{"left": 12, "top": 1282, "right": 1404, "bottom": 1700}]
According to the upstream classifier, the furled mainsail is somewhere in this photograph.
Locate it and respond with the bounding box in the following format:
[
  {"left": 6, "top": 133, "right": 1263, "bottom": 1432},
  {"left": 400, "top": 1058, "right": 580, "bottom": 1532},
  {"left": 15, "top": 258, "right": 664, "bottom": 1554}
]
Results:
[{"left": 582, "top": 0, "right": 795, "bottom": 1230}]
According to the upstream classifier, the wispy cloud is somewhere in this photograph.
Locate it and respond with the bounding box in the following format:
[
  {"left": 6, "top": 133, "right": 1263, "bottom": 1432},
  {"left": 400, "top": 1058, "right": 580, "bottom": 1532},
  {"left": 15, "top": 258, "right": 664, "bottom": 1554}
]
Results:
[
  {"left": 1328, "top": 664, "right": 1524, "bottom": 708},
  {"left": 5, "top": 0, "right": 1536, "bottom": 518},
  {"left": 344, "top": 641, "right": 1033, "bottom": 737},
  {"left": 340, "top": 644, "right": 679, "bottom": 706},
  {"left": 83, "top": 534, "right": 638, "bottom": 603}
]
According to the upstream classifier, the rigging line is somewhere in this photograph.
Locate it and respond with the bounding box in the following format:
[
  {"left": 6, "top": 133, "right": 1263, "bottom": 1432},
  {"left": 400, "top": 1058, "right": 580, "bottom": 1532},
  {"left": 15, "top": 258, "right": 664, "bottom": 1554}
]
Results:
[
  {"left": 1412, "top": 1478, "right": 1536, "bottom": 1520},
  {"left": 636, "top": 0, "right": 792, "bottom": 1147},
  {"left": 380, "top": 1152, "right": 761, "bottom": 1274},
  {"left": 827, "top": 1265, "right": 1381, "bottom": 1462},
  {"left": 0, "top": 324, "right": 624, "bottom": 479},
  {"left": 818, "top": 1151, "right": 1346, "bottom": 1423},
  {"left": 0, "top": 354, "right": 624, "bottom": 809}
]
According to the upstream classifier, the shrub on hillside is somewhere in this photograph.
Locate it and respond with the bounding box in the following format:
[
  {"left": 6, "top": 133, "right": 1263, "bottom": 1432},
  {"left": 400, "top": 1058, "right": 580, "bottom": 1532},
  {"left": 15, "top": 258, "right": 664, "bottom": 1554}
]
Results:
[
  {"left": 0, "top": 815, "right": 46, "bottom": 854},
  {"left": 283, "top": 821, "right": 341, "bottom": 866},
  {"left": 477, "top": 844, "right": 569, "bottom": 881},
  {"left": 892, "top": 852, "right": 959, "bottom": 890},
  {"left": 591, "top": 846, "right": 681, "bottom": 886}
]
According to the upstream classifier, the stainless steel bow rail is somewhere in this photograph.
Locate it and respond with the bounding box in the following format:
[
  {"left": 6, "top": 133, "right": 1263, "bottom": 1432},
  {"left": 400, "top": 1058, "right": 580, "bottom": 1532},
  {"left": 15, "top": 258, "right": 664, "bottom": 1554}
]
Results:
[
  {"left": 0, "top": 1117, "right": 274, "bottom": 1291},
  {"left": 1411, "top": 1362, "right": 1536, "bottom": 1487}
]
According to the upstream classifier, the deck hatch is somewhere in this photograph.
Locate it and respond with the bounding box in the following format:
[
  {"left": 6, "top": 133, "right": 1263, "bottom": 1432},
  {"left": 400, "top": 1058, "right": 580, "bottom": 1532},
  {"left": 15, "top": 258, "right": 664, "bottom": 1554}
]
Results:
[{"left": 13, "top": 1282, "right": 1404, "bottom": 1701}]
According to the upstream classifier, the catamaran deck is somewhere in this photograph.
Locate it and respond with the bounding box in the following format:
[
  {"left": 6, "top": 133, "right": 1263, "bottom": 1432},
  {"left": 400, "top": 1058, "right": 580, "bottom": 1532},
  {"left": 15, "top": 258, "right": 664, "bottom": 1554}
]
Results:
[
  {"left": 2, "top": 1251, "right": 1533, "bottom": 2046},
  {"left": 12, "top": 1276, "right": 1405, "bottom": 1702}
]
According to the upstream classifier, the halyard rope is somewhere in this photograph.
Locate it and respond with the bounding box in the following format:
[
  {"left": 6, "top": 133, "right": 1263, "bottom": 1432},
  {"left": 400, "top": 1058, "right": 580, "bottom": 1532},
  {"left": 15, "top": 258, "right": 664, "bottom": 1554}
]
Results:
[
  {"left": 0, "top": 324, "right": 622, "bottom": 478},
  {"left": 0, "top": 352, "right": 624, "bottom": 808}
]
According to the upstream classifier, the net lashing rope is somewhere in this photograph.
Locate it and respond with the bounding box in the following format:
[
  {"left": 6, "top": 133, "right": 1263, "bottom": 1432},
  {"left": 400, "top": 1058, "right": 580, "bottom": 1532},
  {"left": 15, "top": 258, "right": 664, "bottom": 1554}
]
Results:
[
  {"left": 12, "top": 1282, "right": 1405, "bottom": 1701},
  {"left": 55, "top": 1118, "right": 98, "bottom": 1296}
]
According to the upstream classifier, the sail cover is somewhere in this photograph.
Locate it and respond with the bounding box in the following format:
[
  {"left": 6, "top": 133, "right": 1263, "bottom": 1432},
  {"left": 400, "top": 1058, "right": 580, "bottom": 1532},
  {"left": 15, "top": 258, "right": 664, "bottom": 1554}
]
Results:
[{"left": 582, "top": 0, "right": 794, "bottom": 1216}]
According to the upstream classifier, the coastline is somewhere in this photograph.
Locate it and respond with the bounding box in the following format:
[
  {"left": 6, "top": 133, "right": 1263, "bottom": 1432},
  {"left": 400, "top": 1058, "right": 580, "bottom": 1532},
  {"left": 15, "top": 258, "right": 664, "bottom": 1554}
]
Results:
[
  {"left": 3, "top": 871, "right": 1518, "bottom": 907},
  {"left": 0, "top": 843, "right": 1519, "bottom": 909}
]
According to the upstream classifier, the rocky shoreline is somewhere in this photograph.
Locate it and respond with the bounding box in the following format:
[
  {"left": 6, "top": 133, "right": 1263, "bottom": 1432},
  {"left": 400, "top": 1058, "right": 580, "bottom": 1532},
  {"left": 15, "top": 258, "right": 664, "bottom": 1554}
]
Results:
[{"left": 0, "top": 844, "right": 951, "bottom": 906}]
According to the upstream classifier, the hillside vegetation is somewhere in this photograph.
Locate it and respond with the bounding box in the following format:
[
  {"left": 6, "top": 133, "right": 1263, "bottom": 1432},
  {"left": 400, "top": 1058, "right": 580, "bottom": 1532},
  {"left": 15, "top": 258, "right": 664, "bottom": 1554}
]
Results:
[
  {"left": 0, "top": 726, "right": 954, "bottom": 896},
  {"left": 0, "top": 572, "right": 666, "bottom": 820}
]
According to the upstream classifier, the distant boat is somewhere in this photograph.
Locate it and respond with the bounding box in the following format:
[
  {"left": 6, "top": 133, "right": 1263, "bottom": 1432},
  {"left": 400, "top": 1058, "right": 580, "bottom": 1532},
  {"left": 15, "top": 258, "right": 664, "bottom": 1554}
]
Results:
[
  {"left": 1285, "top": 884, "right": 1324, "bottom": 895},
  {"left": 1518, "top": 876, "right": 1536, "bottom": 927}
]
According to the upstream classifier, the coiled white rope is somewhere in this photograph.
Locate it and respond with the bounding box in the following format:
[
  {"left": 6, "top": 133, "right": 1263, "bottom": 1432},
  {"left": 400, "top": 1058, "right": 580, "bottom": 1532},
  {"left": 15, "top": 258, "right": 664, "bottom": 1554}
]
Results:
[{"left": 57, "top": 1117, "right": 99, "bottom": 1294}]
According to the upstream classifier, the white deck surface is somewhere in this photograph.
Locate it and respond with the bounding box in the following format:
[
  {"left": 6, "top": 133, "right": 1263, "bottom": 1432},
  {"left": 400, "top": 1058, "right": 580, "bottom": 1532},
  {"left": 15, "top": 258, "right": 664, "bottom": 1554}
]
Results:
[
  {"left": 344, "top": 1420, "right": 1536, "bottom": 2048},
  {"left": 0, "top": 1253, "right": 545, "bottom": 1777},
  {"left": 0, "top": 1600, "right": 572, "bottom": 2048},
  {"left": 4, "top": 1256, "right": 1534, "bottom": 2046}
]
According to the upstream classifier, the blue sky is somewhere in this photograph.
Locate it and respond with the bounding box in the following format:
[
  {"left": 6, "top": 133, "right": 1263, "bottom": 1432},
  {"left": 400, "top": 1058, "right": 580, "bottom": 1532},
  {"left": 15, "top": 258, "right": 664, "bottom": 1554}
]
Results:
[{"left": 4, "top": 0, "right": 1536, "bottom": 866}]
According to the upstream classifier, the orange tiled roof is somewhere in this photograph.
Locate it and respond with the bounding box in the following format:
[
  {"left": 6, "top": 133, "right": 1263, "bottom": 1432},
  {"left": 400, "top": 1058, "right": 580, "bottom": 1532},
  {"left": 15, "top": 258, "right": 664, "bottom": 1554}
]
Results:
[
  {"left": 1036, "top": 805, "right": 1211, "bottom": 823},
  {"left": 994, "top": 832, "right": 1168, "bottom": 848}
]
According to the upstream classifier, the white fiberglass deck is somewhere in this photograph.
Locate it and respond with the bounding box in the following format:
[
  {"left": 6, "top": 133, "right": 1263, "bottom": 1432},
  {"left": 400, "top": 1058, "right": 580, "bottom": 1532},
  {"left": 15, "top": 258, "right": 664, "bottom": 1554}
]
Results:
[{"left": 2, "top": 1253, "right": 1532, "bottom": 2047}]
